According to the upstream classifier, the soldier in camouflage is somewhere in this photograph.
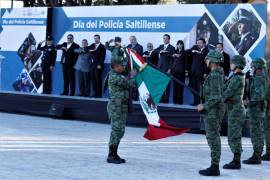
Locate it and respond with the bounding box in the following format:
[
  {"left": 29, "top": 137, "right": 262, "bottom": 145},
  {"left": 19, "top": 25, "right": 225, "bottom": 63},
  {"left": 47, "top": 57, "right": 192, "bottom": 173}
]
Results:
[
  {"left": 262, "top": 60, "right": 270, "bottom": 161},
  {"left": 222, "top": 55, "right": 246, "bottom": 169},
  {"left": 197, "top": 50, "right": 225, "bottom": 176},
  {"left": 105, "top": 36, "right": 125, "bottom": 63},
  {"left": 107, "top": 56, "right": 137, "bottom": 164},
  {"left": 243, "top": 58, "right": 267, "bottom": 164}
]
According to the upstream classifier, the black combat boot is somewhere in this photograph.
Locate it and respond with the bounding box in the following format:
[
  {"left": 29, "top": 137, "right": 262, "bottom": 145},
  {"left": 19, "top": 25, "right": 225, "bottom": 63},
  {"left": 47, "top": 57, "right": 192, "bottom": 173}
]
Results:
[
  {"left": 262, "top": 146, "right": 270, "bottom": 161},
  {"left": 199, "top": 164, "right": 220, "bottom": 176},
  {"left": 107, "top": 145, "right": 122, "bottom": 164},
  {"left": 243, "top": 152, "right": 261, "bottom": 164},
  {"left": 261, "top": 153, "right": 270, "bottom": 161},
  {"left": 223, "top": 153, "right": 241, "bottom": 169},
  {"left": 115, "top": 145, "right": 126, "bottom": 163}
]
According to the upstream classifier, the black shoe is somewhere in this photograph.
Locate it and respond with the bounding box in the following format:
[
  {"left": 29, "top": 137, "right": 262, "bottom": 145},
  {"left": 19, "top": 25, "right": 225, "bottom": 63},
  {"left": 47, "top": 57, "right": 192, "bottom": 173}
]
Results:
[
  {"left": 107, "top": 155, "right": 122, "bottom": 164},
  {"left": 115, "top": 145, "right": 126, "bottom": 163},
  {"left": 107, "top": 145, "right": 125, "bottom": 164},
  {"left": 199, "top": 164, "right": 220, "bottom": 176},
  {"left": 261, "top": 153, "right": 270, "bottom": 161},
  {"left": 60, "top": 93, "right": 67, "bottom": 96},
  {"left": 223, "top": 160, "right": 241, "bottom": 169},
  {"left": 243, "top": 153, "right": 261, "bottom": 164},
  {"left": 223, "top": 153, "right": 241, "bottom": 169}
]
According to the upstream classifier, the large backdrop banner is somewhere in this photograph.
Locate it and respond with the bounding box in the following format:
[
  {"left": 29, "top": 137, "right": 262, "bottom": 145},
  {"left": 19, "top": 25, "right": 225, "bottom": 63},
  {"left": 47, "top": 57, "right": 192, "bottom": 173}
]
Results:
[
  {"left": 0, "top": 4, "right": 267, "bottom": 95},
  {"left": 0, "top": 7, "right": 48, "bottom": 93}
]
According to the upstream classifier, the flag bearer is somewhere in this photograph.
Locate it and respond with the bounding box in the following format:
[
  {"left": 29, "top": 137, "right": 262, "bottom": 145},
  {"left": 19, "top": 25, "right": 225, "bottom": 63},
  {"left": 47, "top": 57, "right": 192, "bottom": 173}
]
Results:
[{"left": 107, "top": 56, "right": 137, "bottom": 164}]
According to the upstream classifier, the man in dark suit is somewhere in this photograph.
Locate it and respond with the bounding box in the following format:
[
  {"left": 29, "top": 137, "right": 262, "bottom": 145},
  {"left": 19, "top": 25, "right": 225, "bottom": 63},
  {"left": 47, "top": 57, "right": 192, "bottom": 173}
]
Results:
[
  {"left": 188, "top": 38, "right": 209, "bottom": 105},
  {"left": 37, "top": 36, "right": 57, "bottom": 94},
  {"left": 89, "top": 34, "right": 106, "bottom": 98},
  {"left": 143, "top": 42, "right": 159, "bottom": 66},
  {"left": 56, "top": 34, "right": 80, "bottom": 96},
  {"left": 216, "top": 43, "right": 230, "bottom": 79},
  {"left": 155, "top": 34, "right": 175, "bottom": 103},
  {"left": 126, "top": 35, "right": 143, "bottom": 56}
]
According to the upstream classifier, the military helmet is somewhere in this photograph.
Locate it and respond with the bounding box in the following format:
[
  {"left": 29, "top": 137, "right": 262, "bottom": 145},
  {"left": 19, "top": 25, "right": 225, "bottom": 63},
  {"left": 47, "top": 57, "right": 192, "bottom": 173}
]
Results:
[
  {"left": 111, "top": 56, "right": 126, "bottom": 67},
  {"left": 266, "top": 60, "right": 270, "bottom": 69},
  {"left": 205, "top": 50, "right": 224, "bottom": 64},
  {"left": 231, "top": 55, "right": 246, "bottom": 69},
  {"left": 251, "top": 58, "right": 266, "bottom": 69}
]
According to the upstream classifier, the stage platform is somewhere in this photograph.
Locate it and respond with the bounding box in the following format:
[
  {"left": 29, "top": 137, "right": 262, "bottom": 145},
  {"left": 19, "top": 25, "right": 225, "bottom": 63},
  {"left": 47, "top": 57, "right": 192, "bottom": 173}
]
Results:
[{"left": 0, "top": 91, "right": 202, "bottom": 131}]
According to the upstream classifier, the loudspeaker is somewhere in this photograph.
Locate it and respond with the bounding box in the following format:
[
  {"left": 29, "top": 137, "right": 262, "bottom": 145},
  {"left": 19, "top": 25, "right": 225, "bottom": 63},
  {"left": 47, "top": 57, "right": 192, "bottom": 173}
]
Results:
[{"left": 48, "top": 104, "right": 65, "bottom": 118}]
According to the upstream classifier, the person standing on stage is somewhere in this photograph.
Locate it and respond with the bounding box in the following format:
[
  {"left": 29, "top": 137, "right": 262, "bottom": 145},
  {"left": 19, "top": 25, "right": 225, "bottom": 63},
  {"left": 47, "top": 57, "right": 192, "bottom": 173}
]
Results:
[
  {"left": 37, "top": 36, "right": 57, "bottom": 94},
  {"left": 106, "top": 37, "right": 125, "bottom": 63},
  {"left": 188, "top": 38, "right": 209, "bottom": 106},
  {"left": 56, "top": 34, "right": 80, "bottom": 96},
  {"left": 74, "top": 39, "right": 92, "bottom": 97},
  {"left": 143, "top": 42, "right": 159, "bottom": 66},
  {"left": 88, "top": 34, "right": 106, "bottom": 98},
  {"left": 171, "top": 40, "right": 187, "bottom": 104},
  {"left": 216, "top": 43, "right": 231, "bottom": 79},
  {"left": 155, "top": 34, "right": 175, "bottom": 103}
]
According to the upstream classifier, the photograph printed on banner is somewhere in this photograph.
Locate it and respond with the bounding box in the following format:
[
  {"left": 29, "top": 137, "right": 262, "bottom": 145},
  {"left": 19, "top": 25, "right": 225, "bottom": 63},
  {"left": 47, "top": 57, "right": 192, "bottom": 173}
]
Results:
[
  {"left": 12, "top": 69, "right": 34, "bottom": 93},
  {"left": 222, "top": 8, "right": 261, "bottom": 56},
  {"left": 196, "top": 13, "right": 220, "bottom": 50},
  {"left": 29, "top": 63, "right": 43, "bottom": 90},
  {"left": 17, "top": 32, "right": 41, "bottom": 71},
  {"left": 266, "top": 4, "right": 270, "bottom": 60}
]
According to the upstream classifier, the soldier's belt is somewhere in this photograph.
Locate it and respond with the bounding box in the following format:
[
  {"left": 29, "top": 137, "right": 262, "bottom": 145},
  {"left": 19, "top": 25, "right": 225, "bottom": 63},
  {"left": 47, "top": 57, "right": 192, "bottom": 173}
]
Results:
[{"left": 110, "top": 99, "right": 128, "bottom": 105}]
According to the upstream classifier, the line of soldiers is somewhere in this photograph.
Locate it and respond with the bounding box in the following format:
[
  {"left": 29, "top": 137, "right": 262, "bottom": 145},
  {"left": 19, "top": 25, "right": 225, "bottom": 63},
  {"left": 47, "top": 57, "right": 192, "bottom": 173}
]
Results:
[{"left": 197, "top": 50, "right": 270, "bottom": 176}]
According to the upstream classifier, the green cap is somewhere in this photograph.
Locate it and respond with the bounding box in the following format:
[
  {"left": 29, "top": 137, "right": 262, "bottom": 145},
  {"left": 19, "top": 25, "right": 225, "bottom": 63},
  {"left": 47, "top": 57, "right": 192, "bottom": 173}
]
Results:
[
  {"left": 111, "top": 56, "right": 126, "bottom": 66},
  {"left": 231, "top": 55, "right": 246, "bottom": 69},
  {"left": 114, "top": 36, "right": 122, "bottom": 43},
  {"left": 251, "top": 58, "right": 266, "bottom": 69},
  {"left": 205, "top": 50, "right": 224, "bottom": 64}
]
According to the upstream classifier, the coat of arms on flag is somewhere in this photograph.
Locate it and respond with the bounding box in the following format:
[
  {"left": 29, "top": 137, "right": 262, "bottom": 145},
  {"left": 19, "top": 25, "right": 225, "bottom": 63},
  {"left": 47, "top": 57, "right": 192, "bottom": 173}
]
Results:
[{"left": 126, "top": 48, "right": 190, "bottom": 140}]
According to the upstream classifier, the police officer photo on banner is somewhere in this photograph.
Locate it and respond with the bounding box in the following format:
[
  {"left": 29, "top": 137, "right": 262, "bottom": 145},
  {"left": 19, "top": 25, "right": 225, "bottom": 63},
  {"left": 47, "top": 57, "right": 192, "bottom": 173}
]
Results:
[
  {"left": 17, "top": 32, "right": 42, "bottom": 71},
  {"left": 196, "top": 13, "right": 220, "bottom": 51},
  {"left": 222, "top": 8, "right": 261, "bottom": 56},
  {"left": 14, "top": 32, "right": 43, "bottom": 93}
]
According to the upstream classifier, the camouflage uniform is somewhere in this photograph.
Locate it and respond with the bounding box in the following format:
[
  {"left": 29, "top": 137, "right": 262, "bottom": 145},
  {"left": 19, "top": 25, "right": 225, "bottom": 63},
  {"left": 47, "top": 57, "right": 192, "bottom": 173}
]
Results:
[
  {"left": 107, "top": 63, "right": 135, "bottom": 146},
  {"left": 199, "top": 51, "right": 224, "bottom": 176},
  {"left": 263, "top": 60, "right": 270, "bottom": 160},
  {"left": 223, "top": 56, "right": 245, "bottom": 154},
  {"left": 244, "top": 58, "right": 267, "bottom": 164},
  {"left": 105, "top": 36, "right": 125, "bottom": 64},
  {"left": 106, "top": 57, "right": 136, "bottom": 164},
  {"left": 203, "top": 69, "right": 224, "bottom": 165},
  {"left": 222, "top": 55, "right": 246, "bottom": 169}
]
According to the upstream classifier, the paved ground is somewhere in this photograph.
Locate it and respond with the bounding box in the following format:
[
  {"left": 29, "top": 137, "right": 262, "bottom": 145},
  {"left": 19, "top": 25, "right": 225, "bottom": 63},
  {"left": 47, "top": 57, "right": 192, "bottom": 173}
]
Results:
[{"left": 0, "top": 112, "right": 269, "bottom": 180}]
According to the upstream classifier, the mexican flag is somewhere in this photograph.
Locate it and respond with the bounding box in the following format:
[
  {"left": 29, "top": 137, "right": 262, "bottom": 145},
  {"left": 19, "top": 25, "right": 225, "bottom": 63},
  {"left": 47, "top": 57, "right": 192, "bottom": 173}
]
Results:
[{"left": 128, "top": 49, "right": 189, "bottom": 140}]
